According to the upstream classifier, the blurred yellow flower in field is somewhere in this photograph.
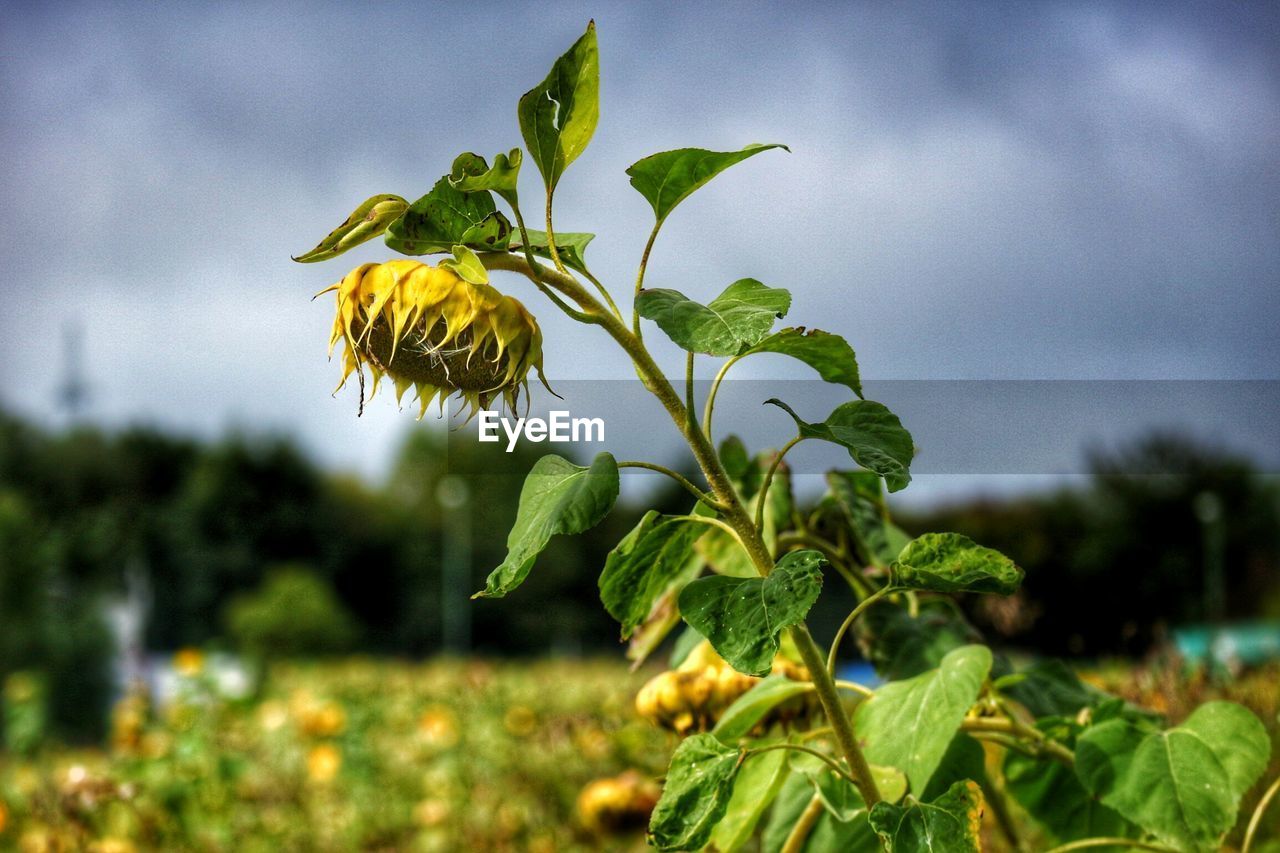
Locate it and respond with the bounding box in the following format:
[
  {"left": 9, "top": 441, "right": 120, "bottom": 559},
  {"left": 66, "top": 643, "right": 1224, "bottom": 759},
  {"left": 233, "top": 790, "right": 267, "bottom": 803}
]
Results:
[
  {"left": 257, "top": 699, "right": 289, "bottom": 732},
  {"left": 300, "top": 700, "right": 346, "bottom": 737},
  {"left": 416, "top": 706, "right": 459, "bottom": 748},
  {"left": 307, "top": 744, "right": 341, "bottom": 783},
  {"left": 502, "top": 705, "right": 537, "bottom": 737},
  {"left": 412, "top": 797, "right": 451, "bottom": 828},
  {"left": 0, "top": 799, "right": 7, "bottom": 834},
  {"left": 3, "top": 672, "right": 38, "bottom": 704},
  {"left": 173, "top": 648, "right": 204, "bottom": 677},
  {"left": 90, "top": 839, "right": 136, "bottom": 853}
]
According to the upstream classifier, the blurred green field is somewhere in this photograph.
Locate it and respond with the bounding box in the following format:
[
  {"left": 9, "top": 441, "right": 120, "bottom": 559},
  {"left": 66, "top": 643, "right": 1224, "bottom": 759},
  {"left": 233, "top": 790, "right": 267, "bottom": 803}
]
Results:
[{"left": 2, "top": 657, "right": 1278, "bottom": 852}]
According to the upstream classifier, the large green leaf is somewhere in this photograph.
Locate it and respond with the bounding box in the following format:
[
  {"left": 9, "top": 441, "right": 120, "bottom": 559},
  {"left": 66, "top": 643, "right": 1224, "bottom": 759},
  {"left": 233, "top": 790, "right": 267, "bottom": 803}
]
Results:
[
  {"left": 767, "top": 399, "right": 914, "bottom": 492},
  {"left": 598, "top": 511, "right": 704, "bottom": 638},
  {"left": 868, "top": 780, "right": 985, "bottom": 852},
  {"left": 508, "top": 228, "right": 595, "bottom": 275},
  {"left": 712, "top": 675, "right": 813, "bottom": 742},
  {"left": 678, "top": 550, "right": 824, "bottom": 676},
  {"left": 710, "top": 742, "right": 790, "bottom": 852},
  {"left": 518, "top": 21, "right": 599, "bottom": 192},
  {"left": 448, "top": 149, "right": 521, "bottom": 207},
  {"left": 1075, "top": 702, "right": 1270, "bottom": 850},
  {"left": 637, "top": 279, "right": 792, "bottom": 356},
  {"left": 626, "top": 143, "right": 788, "bottom": 224},
  {"left": 858, "top": 599, "right": 983, "bottom": 681},
  {"left": 824, "top": 471, "right": 903, "bottom": 568},
  {"left": 385, "top": 175, "right": 512, "bottom": 256},
  {"left": 920, "top": 735, "right": 986, "bottom": 802},
  {"left": 648, "top": 733, "right": 742, "bottom": 851},
  {"left": 1005, "top": 748, "right": 1130, "bottom": 844},
  {"left": 854, "top": 645, "right": 993, "bottom": 793},
  {"left": 891, "top": 533, "right": 1023, "bottom": 596},
  {"left": 292, "top": 194, "right": 409, "bottom": 263},
  {"left": 475, "top": 453, "right": 618, "bottom": 598},
  {"left": 741, "top": 327, "right": 863, "bottom": 398}
]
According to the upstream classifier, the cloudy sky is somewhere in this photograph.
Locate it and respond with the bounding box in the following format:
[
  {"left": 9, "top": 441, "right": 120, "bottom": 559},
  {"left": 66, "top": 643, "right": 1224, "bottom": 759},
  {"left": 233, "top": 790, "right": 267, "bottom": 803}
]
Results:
[{"left": 2, "top": 1, "right": 1277, "bottom": 497}]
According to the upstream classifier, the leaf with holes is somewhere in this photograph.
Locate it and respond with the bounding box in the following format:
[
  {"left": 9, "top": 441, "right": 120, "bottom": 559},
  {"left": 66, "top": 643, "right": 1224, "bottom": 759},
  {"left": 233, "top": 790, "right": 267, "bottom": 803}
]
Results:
[
  {"left": 868, "top": 780, "right": 985, "bottom": 852},
  {"left": 892, "top": 532, "right": 1024, "bottom": 596},
  {"left": 449, "top": 149, "right": 521, "bottom": 207},
  {"left": 385, "top": 175, "right": 511, "bottom": 256}
]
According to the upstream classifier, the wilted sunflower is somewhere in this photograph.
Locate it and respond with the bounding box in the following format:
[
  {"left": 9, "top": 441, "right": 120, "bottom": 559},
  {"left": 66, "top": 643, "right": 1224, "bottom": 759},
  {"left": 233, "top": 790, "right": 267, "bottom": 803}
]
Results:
[{"left": 321, "top": 259, "right": 547, "bottom": 418}]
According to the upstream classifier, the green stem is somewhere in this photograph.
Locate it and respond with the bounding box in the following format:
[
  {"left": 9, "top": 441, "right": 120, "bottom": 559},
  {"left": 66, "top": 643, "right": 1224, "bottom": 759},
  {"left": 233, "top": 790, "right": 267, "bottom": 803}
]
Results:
[
  {"left": 685, "top": 351, "right": 698, "bottom": 434},
  {"left": 781, "top": 793, "right": 825, "bottom": 853},
  {"left": 835, "top": 680, "right": 874, "bottom": 697},
  {"left": 1044, "top": 839, "right": 1178, "bottom": 853},
  {"left": 544, "top": 189, "right": 567, "bottom": 274},
  {"left": 790, "top": 623, "right": 882, "bottom": 806},
  {"left": 755, "top": 435, "right": 803, "bottom": 534},
  {"left": 748, "top": 744, "right": 857, "bottom": 787},
  {"left": 827, "top": 586, "right": 893, "bottom": 674},
  {"left": 507, "top": 208, "right": 597, "bottom": 324},
  {"left": 581, "top": 268, "right": 624, "bottom": 320},
  {"left": 702, "top": 353, "right": 741, "bottom": 440},
  {"left": 980, "top": 776, "right": 1025, "bottom": 853},
  {"left": 617, "top": 461, "right": 723, "bottom": 511},
  {"left": 1243, "top": 774, "right": 1280, "bottom": 853},
  {"left": 632, "top": 221, "right": 662, "bottom": 336},
  {"left": 961, "top": 717, "right": 1074, "bottom": 767}
]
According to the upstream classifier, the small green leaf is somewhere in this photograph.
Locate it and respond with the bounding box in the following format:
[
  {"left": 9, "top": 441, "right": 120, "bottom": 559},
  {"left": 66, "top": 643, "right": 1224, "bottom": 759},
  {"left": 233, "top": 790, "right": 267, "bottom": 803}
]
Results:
[
  {"left": 859, "top": 599, "right": 983, "bottom": 681},
  {"left": 767, "top": 398, "right": 914, "bottom": 492},
  {"left": 712, "top": 675, "right": 813, "bottom": 742},
  {"left": 598, "top": 511, "right": 704, "bottom": 638},
  {"left": 439, "top": 245, "right": 489, "bottom": 284},
  {"left": 710, "top": 742, "right": 790, "bottom": 852},
  {"left": 518, "top": 21, "right": 599, "bottom": 193},
  {"left": 824, "top": 470, "right": 903, "bottom": 568},
  {"left": 449, "top": 149, "right": 521, "bottom": 206},
  {"left": 626, "top": 143, "right": 788, "bottom": 224},
  {"left": 508, "top": 228, "right": 595, "bottom": 274},
  {"left": 868, "top": 779, "right": 985, "bottom": 852},
  {"left": 292, "top": 194, "right": 409, "bottom": 263},
  {"left": 385, "top": 175, "right": 512, "bottom": 256},
  {"left": 1075, "top": 702, "right": 1270, "bottom": 850},
  {"left": 648, "top": 733, "right": 742, "bottom": 851},
  {"left": 892, "top": 533, "right": 1023, "bottom": 596},
  {"left": 636, "top": 279, "right": 791, "bottom": 356},
  {"left": 1002, "top": 659, "right": 1111, "bottom": 719},
  {"left": 742, "top": 327, "right": 863, "bottom": 398},
  {"left": 855, "top": 645, "right": 993, "bottom": 793},
  {"left": 475, "top": 453, "right": 618, "bottom": 598},
  {"left": 678, "top": 550, "right": 824, "bottom": 676}
]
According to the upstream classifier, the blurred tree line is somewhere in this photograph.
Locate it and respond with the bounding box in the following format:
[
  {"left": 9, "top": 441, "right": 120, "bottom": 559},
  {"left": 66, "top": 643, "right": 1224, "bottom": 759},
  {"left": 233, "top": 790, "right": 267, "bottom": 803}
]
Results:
[{"left": 2, "top": 406, "right": 1277, "bottom": 739}]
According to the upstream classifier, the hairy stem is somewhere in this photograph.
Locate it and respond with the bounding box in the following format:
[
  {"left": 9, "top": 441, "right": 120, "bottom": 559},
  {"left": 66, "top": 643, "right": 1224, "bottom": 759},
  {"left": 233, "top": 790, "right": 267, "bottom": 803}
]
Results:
[
  {"left": 748, "top": 743, "right": 857, "bottom": 787},
  {"left": 1243, "top": 774, "right": 1280, "bottom": 853},
  {"left": 632, "top": 221, "right": 662, "bottom": 336},
  {"left": 961, "top": 717, "right": 1074, "bottom": 767},
  {"left": 755, "top": 435, "right": 803, "bottom": 534}
]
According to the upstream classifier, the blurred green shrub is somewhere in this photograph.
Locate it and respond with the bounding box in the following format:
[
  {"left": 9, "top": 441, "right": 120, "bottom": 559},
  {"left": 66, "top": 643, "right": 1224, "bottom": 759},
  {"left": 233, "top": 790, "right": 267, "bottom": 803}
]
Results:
[{"left": 225, "top": 565, "right": 359, "bottom": 659}]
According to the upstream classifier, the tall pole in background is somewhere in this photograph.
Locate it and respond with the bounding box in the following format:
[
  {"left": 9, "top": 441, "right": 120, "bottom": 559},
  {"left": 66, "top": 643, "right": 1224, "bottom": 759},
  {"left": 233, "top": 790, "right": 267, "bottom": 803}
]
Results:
[{"left": 436, "top": 475, "right": 472, "bottom": 654}]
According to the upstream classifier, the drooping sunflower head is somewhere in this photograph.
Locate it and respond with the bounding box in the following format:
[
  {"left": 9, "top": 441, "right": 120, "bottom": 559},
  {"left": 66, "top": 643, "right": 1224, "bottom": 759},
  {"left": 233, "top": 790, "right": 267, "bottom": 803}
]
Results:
[{"left": 323, "top": 260, "right": 546, "bottom": 418}]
